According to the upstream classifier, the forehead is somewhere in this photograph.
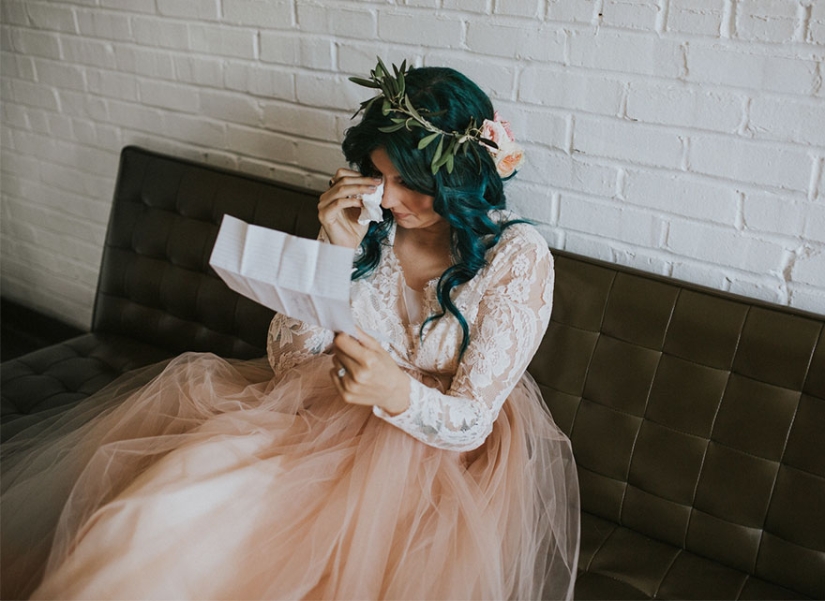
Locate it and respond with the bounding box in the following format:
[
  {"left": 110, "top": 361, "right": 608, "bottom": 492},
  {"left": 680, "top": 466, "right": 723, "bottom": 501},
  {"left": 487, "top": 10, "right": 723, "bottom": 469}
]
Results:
[{"left": 369, "top": 148, "right": 400, "bottom": 177}]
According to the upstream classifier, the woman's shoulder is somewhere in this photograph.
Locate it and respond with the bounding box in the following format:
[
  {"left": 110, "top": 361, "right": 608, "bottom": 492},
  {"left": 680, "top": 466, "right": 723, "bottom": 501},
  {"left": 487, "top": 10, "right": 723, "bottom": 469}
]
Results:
[{"left": 488, "top": 210, "right": 553, "bottom": 264}]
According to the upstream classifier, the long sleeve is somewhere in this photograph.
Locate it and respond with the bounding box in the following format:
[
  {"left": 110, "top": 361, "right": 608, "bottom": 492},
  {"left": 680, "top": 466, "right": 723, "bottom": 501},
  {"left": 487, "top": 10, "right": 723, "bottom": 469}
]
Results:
[
  {"left": 266, "top": 314, "right": 334, "bottom": 381},
  {"left": 373, "top": 226, "right": 554, "bottom": 452}
]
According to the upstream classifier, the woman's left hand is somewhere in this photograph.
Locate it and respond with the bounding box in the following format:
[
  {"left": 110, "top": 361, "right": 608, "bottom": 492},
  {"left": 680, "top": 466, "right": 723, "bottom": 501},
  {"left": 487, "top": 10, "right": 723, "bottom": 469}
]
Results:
[{"left": 331, "top": 329, "right": 410, "bottom": 415}]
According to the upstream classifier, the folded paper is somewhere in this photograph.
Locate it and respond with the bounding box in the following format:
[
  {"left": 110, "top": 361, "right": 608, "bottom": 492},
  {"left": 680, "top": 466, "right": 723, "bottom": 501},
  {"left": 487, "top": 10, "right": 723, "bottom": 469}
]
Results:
[{"left": 209, "top": 215, "right": 357, "bottom": 336}]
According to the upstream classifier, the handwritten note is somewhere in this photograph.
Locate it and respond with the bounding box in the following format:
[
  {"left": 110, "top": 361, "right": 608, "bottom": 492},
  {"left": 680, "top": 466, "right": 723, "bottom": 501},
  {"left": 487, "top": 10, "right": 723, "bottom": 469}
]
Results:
[{"left": 209, "top": 215, "right": 357, "bottom": 335}]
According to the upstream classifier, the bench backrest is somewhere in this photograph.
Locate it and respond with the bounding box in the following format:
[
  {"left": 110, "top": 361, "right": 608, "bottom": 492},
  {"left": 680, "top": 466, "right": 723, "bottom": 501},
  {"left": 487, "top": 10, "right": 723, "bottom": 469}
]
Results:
[
  {"left": 529, "top": 252, "right": 825, "bottom": 597},
  {"left": 93, "top": 146, "right": 320, "bottom": 358}
]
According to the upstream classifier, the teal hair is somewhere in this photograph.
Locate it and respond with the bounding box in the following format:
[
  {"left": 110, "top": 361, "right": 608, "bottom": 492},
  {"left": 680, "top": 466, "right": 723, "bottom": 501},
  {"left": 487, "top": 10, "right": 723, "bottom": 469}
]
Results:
[{"left": 343, "top": 66, "right": 522, "bottom": 357}]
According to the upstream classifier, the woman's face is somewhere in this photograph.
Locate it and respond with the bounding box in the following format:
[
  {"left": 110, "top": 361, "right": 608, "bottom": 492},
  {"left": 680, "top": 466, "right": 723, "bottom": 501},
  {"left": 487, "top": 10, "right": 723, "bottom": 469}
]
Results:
[{"left": 370, "top": 148, "right": 443, "bottom": 230}]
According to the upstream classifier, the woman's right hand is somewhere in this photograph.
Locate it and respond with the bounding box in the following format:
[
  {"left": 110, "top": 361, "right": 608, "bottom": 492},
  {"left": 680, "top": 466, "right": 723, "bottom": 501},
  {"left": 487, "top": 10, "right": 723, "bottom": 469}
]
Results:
[{"left": 318, "top": 168, "right": 383, "bottom": 248}]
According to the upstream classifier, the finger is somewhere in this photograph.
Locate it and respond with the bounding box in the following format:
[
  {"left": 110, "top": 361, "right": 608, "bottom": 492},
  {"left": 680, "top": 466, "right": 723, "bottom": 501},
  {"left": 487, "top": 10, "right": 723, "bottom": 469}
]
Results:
[
  {"left": 352, "top": 327, "right": 382, "bottom": 350},
  {"left": 333, "top": 332, "right": 369, "bottom": 366}
]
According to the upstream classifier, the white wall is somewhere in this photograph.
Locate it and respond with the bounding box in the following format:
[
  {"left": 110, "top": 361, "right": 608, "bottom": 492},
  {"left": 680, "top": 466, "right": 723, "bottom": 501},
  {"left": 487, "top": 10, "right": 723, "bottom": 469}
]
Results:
[{"left": 1, "top": 0, "right": 824, "bottom": 329}]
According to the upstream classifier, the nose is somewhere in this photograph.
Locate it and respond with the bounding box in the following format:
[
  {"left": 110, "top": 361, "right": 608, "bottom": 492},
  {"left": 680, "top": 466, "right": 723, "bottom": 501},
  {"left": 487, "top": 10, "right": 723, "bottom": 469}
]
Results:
[{"left": 380, "top": 185, "right": 398, "bottom": 209}]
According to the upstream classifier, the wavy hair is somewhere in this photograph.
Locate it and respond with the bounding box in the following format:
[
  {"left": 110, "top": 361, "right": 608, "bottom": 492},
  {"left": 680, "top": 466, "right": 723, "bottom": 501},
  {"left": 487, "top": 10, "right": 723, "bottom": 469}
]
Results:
[{"left": 342, "top": 66, "right": 522, "bottom": 357}]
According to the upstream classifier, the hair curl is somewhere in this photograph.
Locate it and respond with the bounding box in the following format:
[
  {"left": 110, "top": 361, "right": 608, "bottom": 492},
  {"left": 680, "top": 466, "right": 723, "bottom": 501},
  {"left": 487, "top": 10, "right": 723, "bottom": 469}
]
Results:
[{"left": 342, "top": 66, "right": 522, "bottom": 357}]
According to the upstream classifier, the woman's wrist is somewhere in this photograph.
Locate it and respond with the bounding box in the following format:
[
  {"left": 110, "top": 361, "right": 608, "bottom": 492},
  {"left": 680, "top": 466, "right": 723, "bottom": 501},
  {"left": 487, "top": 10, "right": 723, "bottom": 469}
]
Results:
[{"left": 380, "top": 375, "right": 411, "bottom": 416}]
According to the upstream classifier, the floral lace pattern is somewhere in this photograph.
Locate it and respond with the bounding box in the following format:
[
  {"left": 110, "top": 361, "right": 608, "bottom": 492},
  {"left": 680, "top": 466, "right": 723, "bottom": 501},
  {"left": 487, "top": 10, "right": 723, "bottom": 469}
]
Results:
[{"left": 267, "top": 216, "right": 554, "bottom": 452}]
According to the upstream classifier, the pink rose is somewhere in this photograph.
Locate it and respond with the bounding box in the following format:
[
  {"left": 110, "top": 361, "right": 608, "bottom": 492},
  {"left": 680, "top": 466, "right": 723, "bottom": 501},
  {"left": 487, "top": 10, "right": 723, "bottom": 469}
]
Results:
[{"left": 481, "top": 115, "right": 525, "bottom": 178}]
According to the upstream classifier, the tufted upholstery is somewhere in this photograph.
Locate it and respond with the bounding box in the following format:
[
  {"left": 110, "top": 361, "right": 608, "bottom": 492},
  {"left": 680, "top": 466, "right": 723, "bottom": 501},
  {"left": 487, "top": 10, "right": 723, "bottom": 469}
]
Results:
[
  {"left": 1, "top": 145, "right": 319, "bottom": 439},
  {"left": 2, "top": 145, "right": 823, "bottom": 599},
  {"left": 531, "top": 254, "right": 825, "bottom": 599}
]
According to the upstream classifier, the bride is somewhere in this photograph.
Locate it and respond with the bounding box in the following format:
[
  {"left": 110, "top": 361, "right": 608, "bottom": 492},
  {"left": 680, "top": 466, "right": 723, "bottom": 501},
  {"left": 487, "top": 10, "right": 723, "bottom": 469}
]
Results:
[{"left": 1, "top": 59, "right": 579, "bottom": 600}]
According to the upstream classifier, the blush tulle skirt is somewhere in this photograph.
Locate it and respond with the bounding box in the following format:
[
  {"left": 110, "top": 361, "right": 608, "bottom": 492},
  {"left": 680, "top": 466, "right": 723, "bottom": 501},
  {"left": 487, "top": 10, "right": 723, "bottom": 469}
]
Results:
[{"left": 1, "top": 352, "right": 579, "bottom": 600}]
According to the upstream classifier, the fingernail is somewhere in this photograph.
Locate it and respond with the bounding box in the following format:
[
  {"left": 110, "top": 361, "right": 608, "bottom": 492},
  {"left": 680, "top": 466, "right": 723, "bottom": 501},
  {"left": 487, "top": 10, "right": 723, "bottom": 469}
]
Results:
[
  {"left": 372, "top": 177, "right": 383, "bottom": 183},
  {"left": 367, "top": 186, "right": 377, "bottom": 191}
]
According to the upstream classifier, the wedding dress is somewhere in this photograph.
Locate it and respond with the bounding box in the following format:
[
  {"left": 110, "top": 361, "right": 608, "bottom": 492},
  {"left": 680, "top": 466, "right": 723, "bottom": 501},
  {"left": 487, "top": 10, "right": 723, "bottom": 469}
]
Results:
[{"left": 1, "top": 218, "right": 580, "bottom": 600}]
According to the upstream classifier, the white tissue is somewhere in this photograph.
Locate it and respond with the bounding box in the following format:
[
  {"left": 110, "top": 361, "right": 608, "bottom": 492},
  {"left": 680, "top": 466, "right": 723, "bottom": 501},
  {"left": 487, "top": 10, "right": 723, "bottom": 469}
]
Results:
[{"left": 358, "top": 182, "right": 384, "bottom": 225}]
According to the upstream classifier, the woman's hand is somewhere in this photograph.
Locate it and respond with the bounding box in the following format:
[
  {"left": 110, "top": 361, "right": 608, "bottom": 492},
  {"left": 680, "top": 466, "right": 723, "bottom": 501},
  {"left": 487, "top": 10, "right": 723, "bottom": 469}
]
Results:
[
  {"left": 331, "top": 329, "right": 410, "bottom": 415},
  {"left": 318, "top": 168, "right": 383, "bottom": 248}
]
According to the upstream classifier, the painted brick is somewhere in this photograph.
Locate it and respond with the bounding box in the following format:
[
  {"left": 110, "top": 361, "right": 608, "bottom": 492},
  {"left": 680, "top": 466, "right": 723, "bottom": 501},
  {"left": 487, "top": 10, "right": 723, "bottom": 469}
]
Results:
[
  {"left": 262, "top": 103, "right": 337, "bottom": 141},
  {"left": 688, "top": 135, "right": 812, "bottom": 192},
  {"left": 224, "top": 62, "right": 295, "bottom": 101},
  {"left": 61, "top": 37, "right": 117, "bottom": 68},
  {"left": 728, "top": 277, "right": 787, "bottom": 305},
  {"left": 1, "top": 1, "right": 29, "bottom": 27},
  {"left": 57, "top": 88, "right": 108, "bottom": 120},
  {"left": 199, "top": 89, "right": 260, "bottom": 127},
  {"left": 666, "top": 0, "right": 725, "bottom": 36},
  {"left": 600, "top": 0, "right": 661, "bottom": 32},
  {"left": 734, "top": 0, "right": 798, "bottom": 43},
  {"left": 25, "top": 2, "right": 78, "bottom": 33},
  {"left": 296, "top": 72, "right": 363, "bottom": 111},
  {"left": 76, "top": 10, "right": 132, "bottom": 41},
  {"left": 226, "top": 124, "right": 296, "bottom": 163},
  {"left": 173, "top": 56, "right": 224, "bottom": 88},
  {"left": 563, "top": 231, "right": 618, "bottom": 262},
  {"left": 742, "top": 191, "right": 806, "bottom": 238},
  {"left": 494, "top": 0, "right": 541, "bottom": 18},
  {"left": 224, "top": 0, "right": 293, "bottom": 28},
  {"left": 789, "top": 283, "right": 825, "bottom": 314},
  {"left": 803, "top": 203, "right": 825, "bottom": 244},
  {"left": 559, "top": 193, "right": 661, "bottom": 246},
  {"left": 670, "top": 259, "right": 732, "bottom": 291},
  {"left": 33, "top": 58, "right": 86, "bottom": 91},
  {"left": 519, "top": 68, "right": 623, "bottom": 115},
  {"left": 1, "top": 53, "right": 19, "bottom": 79},
  {"left": 668, "top": 220, "right": 787, "bottom": 274},
  {"left": 100, "top": 0, "right": 156, "bottom": 13},
  {"left": 545, "top": 0, "right": 596, "bottom": 23},
  {"left": 295, "top": 139, "right": 346, "bottom": 173},
  {"left": 574, "top": 117, "right": 685, "bottom": 169},
  {"left": 442, "top": 0, "right": 490, "bottom": 14},
  {"left": 614, "top": 249, "right": 670, "bottom": 275},
  {"left": 11, "top": 79, "right": 60, "bottom": 110},
  {"left": 569, "top": 30, "right": 685, "bottom": 78},
  {"left": 139, "top": 80, "right": 200, "bottom": 113},
  {"left": 162, "top": 114, "right": 227, "bottom": 148},
  {"left": 157, "top": 0, "right": 221, "bottom": 21},
  {"left": 10, "top": 28, "right": 62, "bottom": 60},
  {"left": 810, "top": 1, "right": 825, "bottom": 43},
  {"left": 132, "top": 17, "right": 190, "bottom": 50},
  {"left": 505, "top": 108, "right": 567, "bottom": 151},
  {"left": 189, "top": 24, "right": 257, "bottom": 59},
  {"left": 466, "top": 21, "right": 565, "bottom": 62},
  {"left": 625, "top": 82, "right": 743, "bottom": 133},
  {"left": 748, "top": 96, "right": 825, "bottom": 147},
  {"left": 519, "top": 148, "right": 618, "bottom": 197},
  {"left": 420, "top": 54, "right": 514, "bottom": 101},
  {"left": 791, "top": 247, "right": 825, "bottom": 288},
  {"left": 624, "top": 169, "right": 739, "bottom": 224},
  {"left": 115, "top": 46, "right": 176, "bottom": 79},
  {"left": 106, "top": 99, "right": 167, "bottom": 136},
  {"left": 505, "top": 182, "right": 557, "bottom": 222},
  {"left": 260, "top": 33, "right": 334, "bottom": 69},
  {"left": 296, "top": 3, "right": 376, "bottom": 38},
  {"left": 378, "top": 13, "right": 463, "bottom": 47},
  {"left": 686, "top": 45, "right": 818, "bottom": 95}
]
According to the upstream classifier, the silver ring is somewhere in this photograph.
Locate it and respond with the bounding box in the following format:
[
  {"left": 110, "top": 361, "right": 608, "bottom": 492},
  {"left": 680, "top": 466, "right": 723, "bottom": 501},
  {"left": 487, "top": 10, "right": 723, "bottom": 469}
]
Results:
[{"left": 336, "top": 367, "right": 347, "bottom": 379}]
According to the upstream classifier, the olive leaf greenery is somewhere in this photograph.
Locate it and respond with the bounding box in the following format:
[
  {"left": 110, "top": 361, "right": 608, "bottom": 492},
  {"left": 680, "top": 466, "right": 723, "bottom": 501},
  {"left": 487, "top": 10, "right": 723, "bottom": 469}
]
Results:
[{"left": 349, "top": 58, "right": 498, "bottom": 175}]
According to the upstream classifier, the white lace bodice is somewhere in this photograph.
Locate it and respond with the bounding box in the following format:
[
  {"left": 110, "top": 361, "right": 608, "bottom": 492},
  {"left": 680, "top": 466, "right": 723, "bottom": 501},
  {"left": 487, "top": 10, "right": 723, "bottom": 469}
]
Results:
[{"left": 267, "top": 216, "right": 554, "bottom": 452}]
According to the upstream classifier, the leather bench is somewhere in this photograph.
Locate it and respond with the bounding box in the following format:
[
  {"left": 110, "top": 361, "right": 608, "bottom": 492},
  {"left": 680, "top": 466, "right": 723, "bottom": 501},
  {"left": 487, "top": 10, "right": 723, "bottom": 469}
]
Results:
[{"left": 2, "top": 145, "right": 823, "bottom": 599}]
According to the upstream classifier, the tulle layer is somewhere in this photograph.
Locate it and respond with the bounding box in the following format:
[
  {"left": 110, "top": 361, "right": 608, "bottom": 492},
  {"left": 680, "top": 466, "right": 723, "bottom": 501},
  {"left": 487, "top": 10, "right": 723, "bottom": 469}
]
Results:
[{"left": 1, "top": 352, "right": 579, "bottom": 600}]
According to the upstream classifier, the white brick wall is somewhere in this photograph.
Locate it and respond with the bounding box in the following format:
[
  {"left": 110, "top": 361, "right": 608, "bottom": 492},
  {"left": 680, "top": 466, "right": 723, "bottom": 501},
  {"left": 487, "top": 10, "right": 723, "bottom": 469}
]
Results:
[{"left": 1, "top": 0, "right": 824, "bottom": 329}]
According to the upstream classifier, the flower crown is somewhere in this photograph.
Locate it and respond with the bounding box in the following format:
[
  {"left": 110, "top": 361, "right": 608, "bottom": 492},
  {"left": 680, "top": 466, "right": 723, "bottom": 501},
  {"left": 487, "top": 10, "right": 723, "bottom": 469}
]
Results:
[{"left": 349, "top": 58, "right": 525, "bottom": 178}]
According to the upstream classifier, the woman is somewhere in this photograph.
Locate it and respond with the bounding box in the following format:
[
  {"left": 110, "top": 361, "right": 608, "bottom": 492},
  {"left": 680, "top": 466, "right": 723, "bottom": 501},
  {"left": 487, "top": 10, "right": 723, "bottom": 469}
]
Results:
[{"left": 1, "top": 60, "right": 579, "bottom": 600}]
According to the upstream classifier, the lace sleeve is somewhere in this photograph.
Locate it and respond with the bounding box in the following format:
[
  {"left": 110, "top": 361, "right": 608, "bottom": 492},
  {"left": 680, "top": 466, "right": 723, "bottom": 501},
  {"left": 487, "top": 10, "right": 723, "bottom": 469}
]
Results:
[
  {"left": 373, "top": 227, "right": 554, "bottom": 452},
  {"left": 266, "top": 314, "right": 334, "bottom": 380}
]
